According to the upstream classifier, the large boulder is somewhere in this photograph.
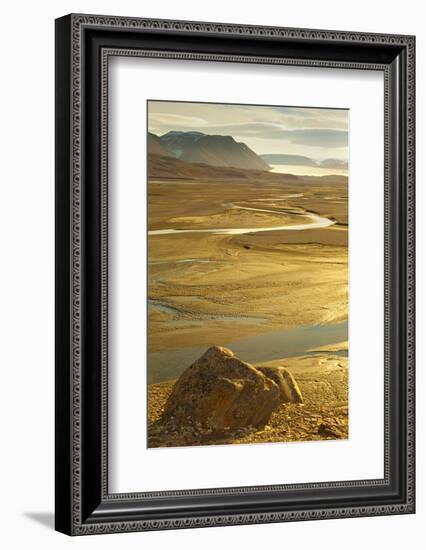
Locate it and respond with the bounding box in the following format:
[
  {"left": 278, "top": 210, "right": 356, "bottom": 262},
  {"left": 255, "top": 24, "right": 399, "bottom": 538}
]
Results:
[
  {"left": 161, "top": 346, "right": 280, "bottom": 430},
  {"left": 256, "top": 366, "right": 303, "bottom": 404}
]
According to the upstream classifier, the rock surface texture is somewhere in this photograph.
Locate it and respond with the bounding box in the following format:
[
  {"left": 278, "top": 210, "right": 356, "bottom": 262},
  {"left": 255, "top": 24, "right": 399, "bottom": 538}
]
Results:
[
  {"left": 256, "top": 365, "right": 303, "bottom": 404},
  {"left": 148, "top": 354, "right": 347, "bottom": 448},
  {"left": 161, "top": 346, "right": 281, "bottom": 430}
]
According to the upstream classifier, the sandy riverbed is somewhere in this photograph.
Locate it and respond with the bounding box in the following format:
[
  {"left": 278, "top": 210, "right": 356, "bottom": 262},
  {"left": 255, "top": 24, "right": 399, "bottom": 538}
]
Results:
[
  {"left": 148, "top": 177, "right": 348, "bottom": 355},
  {"left": 147, "top": 174, "right": 349, "bottom": 446}
]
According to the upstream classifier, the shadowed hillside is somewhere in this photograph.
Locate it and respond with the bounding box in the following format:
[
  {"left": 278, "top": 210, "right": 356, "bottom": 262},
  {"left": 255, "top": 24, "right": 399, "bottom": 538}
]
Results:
[
  {"left": 150, "top": 130, "right": 270, "bottom": 171},
  {"left": 147, "top": 132, "right": 175, "bottom": 157},
  {"left": 148, "top": 154, "right": 299, "bottom": 181}
]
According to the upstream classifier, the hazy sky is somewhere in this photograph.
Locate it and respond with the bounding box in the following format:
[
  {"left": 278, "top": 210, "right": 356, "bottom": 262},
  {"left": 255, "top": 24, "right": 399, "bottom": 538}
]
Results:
[{"left": 148, "top": 101, "right": 349, "bottom": 162}]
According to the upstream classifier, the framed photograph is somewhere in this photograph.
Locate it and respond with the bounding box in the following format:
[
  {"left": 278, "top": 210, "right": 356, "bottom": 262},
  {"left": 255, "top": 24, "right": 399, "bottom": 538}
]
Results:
[{"left": 55, "top": 14, "right": 415, "bottom": 535}]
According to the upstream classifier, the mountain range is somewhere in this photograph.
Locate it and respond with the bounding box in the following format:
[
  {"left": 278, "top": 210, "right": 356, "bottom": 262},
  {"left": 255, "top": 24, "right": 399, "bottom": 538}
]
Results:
[
  {"left": 148, "top": 132, "right": 175, "bottom": 157},
  {"left": 148, "top": 131, "right": 347, "bottom": 173},
  {"left": 148, "top": 131, "right": 269, "bottom": 171},
  {"left": 261, "top": 154, "right": 348, "bottom": 170}
]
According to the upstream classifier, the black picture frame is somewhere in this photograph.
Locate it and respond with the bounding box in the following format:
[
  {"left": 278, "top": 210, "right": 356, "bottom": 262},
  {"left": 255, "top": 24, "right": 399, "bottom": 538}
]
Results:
[{"left": 55, "top": 13, "right": 415, "bottom": 536}]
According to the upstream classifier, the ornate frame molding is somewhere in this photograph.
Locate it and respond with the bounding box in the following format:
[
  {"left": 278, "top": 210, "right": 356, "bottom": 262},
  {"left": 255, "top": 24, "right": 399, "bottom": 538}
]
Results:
[{"left": 55, "top": 14, "right": 415, "bottom": 535}]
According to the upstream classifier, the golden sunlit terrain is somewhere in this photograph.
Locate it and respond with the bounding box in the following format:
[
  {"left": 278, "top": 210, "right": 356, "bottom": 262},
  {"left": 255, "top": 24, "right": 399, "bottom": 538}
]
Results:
[
  {"left": 146, "top": 101, "right": 348, "bottom": 448},
  {"left": 147, "top": 170, "right": 348, "bottom": 447}
]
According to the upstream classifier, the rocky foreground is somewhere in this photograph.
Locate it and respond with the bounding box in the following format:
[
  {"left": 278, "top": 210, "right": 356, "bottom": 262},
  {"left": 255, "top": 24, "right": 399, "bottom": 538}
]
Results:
[{"left": 148, "top": 346, "right": 348, "bottom": 448}]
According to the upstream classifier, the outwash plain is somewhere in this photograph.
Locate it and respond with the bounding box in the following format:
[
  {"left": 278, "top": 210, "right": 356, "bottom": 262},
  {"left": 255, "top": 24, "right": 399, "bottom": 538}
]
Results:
[
  {"left": 147, "top": 153, "right": 349, "bottom": 448},
  {"left": 147, "top": 111, "right": 349, "bottom": 447}
]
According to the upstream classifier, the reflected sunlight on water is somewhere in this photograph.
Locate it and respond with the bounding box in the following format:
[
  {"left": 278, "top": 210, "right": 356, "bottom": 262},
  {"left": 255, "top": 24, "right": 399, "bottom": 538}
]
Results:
[{"left": 269, "top": 164, "right": 348, "bottom": 177}]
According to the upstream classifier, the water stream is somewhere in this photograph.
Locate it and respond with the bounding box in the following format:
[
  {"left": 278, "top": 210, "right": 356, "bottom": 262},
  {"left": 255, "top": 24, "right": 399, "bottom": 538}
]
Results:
[
  {"left": 148, "top": 203, "right": 335, "bottom": 236},
  {"left": 148, "top": 320, "right": 348, "bottom": 384},
  {"left": 148, "top": 197, "right": 345, "bottom": 384}
]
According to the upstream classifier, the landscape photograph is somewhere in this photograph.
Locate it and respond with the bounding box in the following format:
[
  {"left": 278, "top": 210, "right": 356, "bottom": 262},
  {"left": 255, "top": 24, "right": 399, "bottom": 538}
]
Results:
[{"left": 146, "top": 100, "right": 349, "bottom": 448}]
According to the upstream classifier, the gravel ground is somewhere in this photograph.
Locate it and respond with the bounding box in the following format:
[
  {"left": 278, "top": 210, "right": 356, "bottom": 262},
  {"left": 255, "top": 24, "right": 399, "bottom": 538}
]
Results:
[{"left": 147, "top": 354, "right": 348, "bottom": 448}]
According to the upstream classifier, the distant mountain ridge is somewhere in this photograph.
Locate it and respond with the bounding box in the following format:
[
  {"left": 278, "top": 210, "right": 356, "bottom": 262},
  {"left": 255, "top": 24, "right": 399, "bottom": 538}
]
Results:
[
  {"left": 261, "top": 154, "right": 317, "bottom": 166},
  {"left": 147, "top": 132, "right": 175, "bottom": 157},
  {"left": 319, "top": 158, "right": 348, "bottom": 170},
  {"left": 148, "top": 131, "right": 270, "bottom": 171},
  {"left": 262, "top": 154, "right": 348, "bottom": 171}
]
